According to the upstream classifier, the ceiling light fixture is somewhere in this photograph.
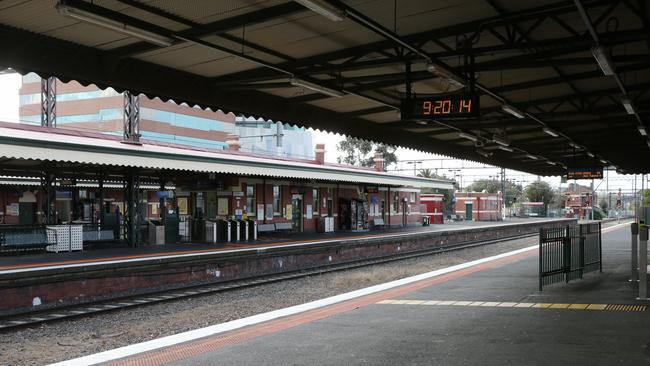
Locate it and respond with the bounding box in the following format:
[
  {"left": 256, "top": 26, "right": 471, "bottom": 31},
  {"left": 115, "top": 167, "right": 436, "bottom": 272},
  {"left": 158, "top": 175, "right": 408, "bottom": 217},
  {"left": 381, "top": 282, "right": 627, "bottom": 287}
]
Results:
[
  {"left": 56, "top": 2, "right": 174, "bottom": 47},
  {"left": 290, "top": 77, "right": 346, "bottom": 98},
  {"left": 497, "top": 145, "right": 514, "bottom": 152},
  {"left": 542, "top": 127, "right": 559, "bottom": 137},
  {"left": 591, "top": 45, "right": 615, "bottom": 76},
  {"left": 501, "top": 104, "right": 525, "bottom": 119},
  {"left": 622, "top": 98, "right": 636, "bottom": 115},
  {"left": 546, "top": 161, "right": 557, "bottom": 166},
  {"left": 476, "top": 148, "right": 493, "bottom": 158},
  {"left": 526, "top": 154, "right": 539, "bottom": 160},
  {"left": 638, "top": 125, "right": 647, "bottom": 136},
  {"left": 492, "top": 134, "right": 510, "bottom": 147},
  {"left": 294, "top": 0, "right": 346, "bottom": 21},
  {"left": 600, "top": 159, "right": 609, "bottom": 164},
  {"left": 426, "top": 63, "right": 465, "bottom": 88},
  {"left": 415, "top": 120, "right": 428, "bottom": 125},
  {"left": 587, "top": 152, "right": 595, "bottom": 158},
  {"left": 458, "top": 132, "right": 478, "bottom": 142},
  {"left": 647, "top": 140, "right": 650, "bottom": 149}
]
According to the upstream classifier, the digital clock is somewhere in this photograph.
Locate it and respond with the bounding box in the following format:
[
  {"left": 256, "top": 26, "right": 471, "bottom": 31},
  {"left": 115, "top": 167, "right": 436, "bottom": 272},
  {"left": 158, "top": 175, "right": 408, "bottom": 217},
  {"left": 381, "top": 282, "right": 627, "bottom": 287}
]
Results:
[
  {"left": 401, "top": 94, "right": 479, "bottom": 121},
  {"left": 567, "top": 167, "right": 603, "bottom": 180}
]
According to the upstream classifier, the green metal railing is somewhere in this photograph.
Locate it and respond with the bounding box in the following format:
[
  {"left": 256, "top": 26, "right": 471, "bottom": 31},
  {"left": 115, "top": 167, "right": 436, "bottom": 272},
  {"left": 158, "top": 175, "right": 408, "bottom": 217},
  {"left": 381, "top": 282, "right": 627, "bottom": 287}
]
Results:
[{"left": 539, "top": 222, "right": 602, "bottom": 291}]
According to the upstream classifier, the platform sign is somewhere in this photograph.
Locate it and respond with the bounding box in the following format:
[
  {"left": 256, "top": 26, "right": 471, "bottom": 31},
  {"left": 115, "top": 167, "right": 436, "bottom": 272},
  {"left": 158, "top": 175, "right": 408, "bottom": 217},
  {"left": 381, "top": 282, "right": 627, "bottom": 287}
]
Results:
[
  {"left": 567, "top": 167, "right": 603, "bottom": 180},
  {"left": 401, "top": 94, "right": 479, "bottom": 121}
]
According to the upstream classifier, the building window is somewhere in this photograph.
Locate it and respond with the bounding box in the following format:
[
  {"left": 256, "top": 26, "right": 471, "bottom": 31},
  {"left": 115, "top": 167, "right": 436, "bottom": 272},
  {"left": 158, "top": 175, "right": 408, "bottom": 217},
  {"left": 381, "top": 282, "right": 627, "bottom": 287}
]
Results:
[
  {"left": 410, "top": 192, "right": 416, "bottom": 203},
  {"left": 312, "top": 188, "right": 319, "bottom": 214},
  {"left": 246, "top": 185, "right": 255, "bottom": 214},
  {"left": 273, "top": 185, "right": 281, "bottom": 214},
  {"left": 393, "top": 192, "right": 399, "bottom": 213}
]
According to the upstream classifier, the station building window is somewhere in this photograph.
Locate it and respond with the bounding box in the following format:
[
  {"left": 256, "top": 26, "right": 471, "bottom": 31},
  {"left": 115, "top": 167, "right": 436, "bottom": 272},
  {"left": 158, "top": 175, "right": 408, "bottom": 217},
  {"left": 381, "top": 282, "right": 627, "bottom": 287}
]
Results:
[
  {"left": 393, "top": 192, "right": 399, "bottom": 213},
  {"left": 312, "top": 188, "right": 319, "bottom": 214},
  {"left": 273, "top": 185, "right": 281, "bottom": 215},
  {"left": 246, "top": 185, "right": 255, "bottom": 214},
  {"left": 410, "top": 192, "right": 416, "bottom": 203}
]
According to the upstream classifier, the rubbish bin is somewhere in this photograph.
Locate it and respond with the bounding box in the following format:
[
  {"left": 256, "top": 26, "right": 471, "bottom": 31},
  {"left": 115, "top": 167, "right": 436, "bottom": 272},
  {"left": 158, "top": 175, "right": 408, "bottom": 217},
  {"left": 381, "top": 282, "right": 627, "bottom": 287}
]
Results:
[
  {"left": 217, "top": 219, "right": 232, "bottom": 242},
  {"left": 247, "top": 219, "right": 258, "bottom": 240},
  {"left": 205, "top": 219, "right": 218, "bottom": 244},
  {"left": 422, "top": 216, "right": 430, "bottom": 226}
]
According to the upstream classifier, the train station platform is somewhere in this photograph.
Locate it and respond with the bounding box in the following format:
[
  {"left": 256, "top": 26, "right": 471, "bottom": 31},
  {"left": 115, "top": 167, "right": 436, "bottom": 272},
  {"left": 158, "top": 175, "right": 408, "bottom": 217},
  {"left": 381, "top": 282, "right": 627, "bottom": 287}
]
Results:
[
  {"left": 59, "top": 221, "right": 649, "bottom": 366},
  {"left": 1, "top": 218, "right": 574, "bottom": 317}
]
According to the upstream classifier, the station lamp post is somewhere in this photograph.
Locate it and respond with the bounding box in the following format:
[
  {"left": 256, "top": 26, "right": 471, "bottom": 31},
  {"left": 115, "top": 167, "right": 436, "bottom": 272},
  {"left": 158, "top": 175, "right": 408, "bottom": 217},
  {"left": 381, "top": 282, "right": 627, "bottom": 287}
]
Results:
[{"left": 449, "top": 169, "right": 462, "bottom": 191}]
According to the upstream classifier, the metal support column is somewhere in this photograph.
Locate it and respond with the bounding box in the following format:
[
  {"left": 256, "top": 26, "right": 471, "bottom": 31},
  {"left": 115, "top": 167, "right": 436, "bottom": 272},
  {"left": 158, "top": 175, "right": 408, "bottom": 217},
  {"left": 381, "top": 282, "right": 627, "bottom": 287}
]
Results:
[
  {"left": 40, "top": 171, "right": 56, "bottom": 224},
  {"left": 40, "top": 77, "right": 56, "bottom": 127},
  {"left": 123, "top": 91, "right": 140, "bottom": 144},
  {"left": 159, "top": 173, "right": 166, "bottom": 226},
  {"left": 124, "top": 169, "right": 141, "bottom": 247},
  {"left": 637, "top": 225, "right": 649, "bottom": 300},
  {"left": 631, "top": 223, "right": 639, "bottom": 282}
]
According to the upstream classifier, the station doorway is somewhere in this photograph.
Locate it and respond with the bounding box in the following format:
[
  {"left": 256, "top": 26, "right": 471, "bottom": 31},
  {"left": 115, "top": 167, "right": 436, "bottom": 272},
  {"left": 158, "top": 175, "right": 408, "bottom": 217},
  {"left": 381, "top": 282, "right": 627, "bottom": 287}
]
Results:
[
  {"left": 465, "top": 203, "right": 473, "bottom": 221},
  {"left": 291, "top": 194, "right": 303, "bottom": 232}
]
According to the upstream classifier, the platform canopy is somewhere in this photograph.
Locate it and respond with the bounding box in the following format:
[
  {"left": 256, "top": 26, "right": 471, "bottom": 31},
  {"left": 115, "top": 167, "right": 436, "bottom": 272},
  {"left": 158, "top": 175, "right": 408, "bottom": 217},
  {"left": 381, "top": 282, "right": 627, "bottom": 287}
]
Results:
[
  {"left": 0, "top": 0, "right": 648, "bottom": 175},
  {"left": 0, "top": 123, "right": 453, "bottom": 189}
]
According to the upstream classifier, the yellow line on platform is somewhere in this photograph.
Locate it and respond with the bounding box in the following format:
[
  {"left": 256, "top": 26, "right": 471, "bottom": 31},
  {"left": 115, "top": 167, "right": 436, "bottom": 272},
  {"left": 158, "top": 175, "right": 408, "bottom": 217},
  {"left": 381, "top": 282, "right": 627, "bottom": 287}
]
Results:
[{"left": 379, "top": 299, "right": 647, "bottom": 312}]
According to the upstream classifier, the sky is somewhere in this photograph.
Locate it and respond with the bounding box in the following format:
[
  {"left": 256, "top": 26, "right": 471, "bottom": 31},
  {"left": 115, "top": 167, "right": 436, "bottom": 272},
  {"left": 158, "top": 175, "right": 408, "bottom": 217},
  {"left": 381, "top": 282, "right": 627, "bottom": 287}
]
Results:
[{"left": 0, "top": 72, "right": 644, "bottom": 196}]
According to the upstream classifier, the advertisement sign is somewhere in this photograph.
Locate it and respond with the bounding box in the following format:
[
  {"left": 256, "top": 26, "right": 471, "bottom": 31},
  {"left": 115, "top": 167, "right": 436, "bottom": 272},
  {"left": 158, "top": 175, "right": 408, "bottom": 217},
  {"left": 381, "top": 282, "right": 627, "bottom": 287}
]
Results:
[
  {"left": 257, "top": 204, "right": 265, "bottom": 221},
  {"left": 265, "top": 204, "right": 274, "bottom": 220}
]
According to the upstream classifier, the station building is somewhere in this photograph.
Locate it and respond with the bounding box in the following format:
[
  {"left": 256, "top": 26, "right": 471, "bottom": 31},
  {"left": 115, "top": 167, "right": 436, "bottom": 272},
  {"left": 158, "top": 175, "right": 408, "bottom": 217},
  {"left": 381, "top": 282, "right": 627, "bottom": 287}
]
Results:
[
  {"left": 454, "top": 192, "right": 503, "bottom": 221},
  {"left": 0, "top": 122, "right": 452, "bottom": 249}
]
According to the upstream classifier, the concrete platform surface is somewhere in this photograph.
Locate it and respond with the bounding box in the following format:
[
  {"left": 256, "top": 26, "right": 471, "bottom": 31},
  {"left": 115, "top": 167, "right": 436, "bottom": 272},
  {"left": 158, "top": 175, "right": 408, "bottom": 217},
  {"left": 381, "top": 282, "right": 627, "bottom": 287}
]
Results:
[{"left": 72, "top": 221, "right": 650, "bottom": 366}]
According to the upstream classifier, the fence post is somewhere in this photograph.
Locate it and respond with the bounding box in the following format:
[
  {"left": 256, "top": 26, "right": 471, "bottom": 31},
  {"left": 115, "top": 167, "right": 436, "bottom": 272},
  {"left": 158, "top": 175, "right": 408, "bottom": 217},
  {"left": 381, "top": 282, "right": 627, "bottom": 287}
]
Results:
[
  {"left": 539, "top": 227, "right": 543, "bottom": 291},
  {"left": 564, "top": 225, "right": 571, "bottom": 283},
  {"left": 578, "top": 224, "right": 584, "bottom": 279},
  {"left": 598, "top": 222, "right": 602, "bottom": 273},
  {"left": 631, "top": 223, "right": 639, "bottom": 282},
  {"left": 637, "top": 225, "right": 649, "bottom": 300}
]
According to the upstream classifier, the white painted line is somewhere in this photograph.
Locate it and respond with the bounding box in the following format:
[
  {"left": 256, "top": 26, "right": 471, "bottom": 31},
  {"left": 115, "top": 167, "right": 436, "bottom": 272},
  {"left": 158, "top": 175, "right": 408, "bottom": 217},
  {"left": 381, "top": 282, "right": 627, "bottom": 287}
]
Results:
[
  {"left": 49, "top": 243, "right": 537, "bottom": 366},
  {"left": 1, "top": 218, "right": 573, "bottom": 275}
]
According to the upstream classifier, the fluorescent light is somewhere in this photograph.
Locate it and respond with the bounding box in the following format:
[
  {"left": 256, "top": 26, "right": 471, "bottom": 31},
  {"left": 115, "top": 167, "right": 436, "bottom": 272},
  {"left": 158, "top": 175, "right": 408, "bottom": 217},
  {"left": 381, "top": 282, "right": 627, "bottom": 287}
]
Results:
[
  {"left": 458, "top": 132, "right": 478, "bottom": 142},
  {"left": 542, "top": 127, "right": 559, "bottom": 137},
  {"left": 587, "top": 152, "right": 595, "bottom": 158},
  {"left": 592, "top": 45, "right": 615, "bottom": 76},
  {"left": 638, "top": 125, "right": 647, "bottom": 136},
  {"left": 525, "top": 154, "right": 539, "bottom": 160},
  {"left": 600, "top": 159, "right": 608, "bottom": 164},
  {"left": 415, "top": 120, "right": 428, "bottom": 125},
  {"left": 294, "top": 0, "right": 346, "bottom": 21},
  {"left": 426, "top": 63, "right": 465, "bottom": 87},
  {"left": 476, "top": 148, "right": 493, "bottom": 158},
  {"left": 56, "top": 2, "right": 174, "bottom": 47},
  {"left": 546, "top": 161, "right": 556, "bottom": 166},
  {"left": 569, "top": 142, "right": 581, "bottom": 149},
  {"left": 290, "top": 77, "right": 346, "bottom": 98},
  {"left": 501, "top": 104, "right": 525, "bottom": 119},
  {"left": 492, "top": 134, "right": 510, "bottom": 147},
  {"left": 497, "top": 145, "right": 514, "bottom": 152},
  {"left": 647, "top": 140, "right": 650, "bottom": 148},
  {"left": 622, "top": 98, "right": 636, "bottom": 115}
]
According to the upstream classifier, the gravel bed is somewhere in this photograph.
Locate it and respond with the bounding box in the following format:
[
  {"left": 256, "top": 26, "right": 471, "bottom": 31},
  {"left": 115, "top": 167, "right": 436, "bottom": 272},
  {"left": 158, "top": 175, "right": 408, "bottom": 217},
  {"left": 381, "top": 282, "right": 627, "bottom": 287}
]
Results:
[{"left": 1, "top": 235, "right": 539, "bottom": 365}]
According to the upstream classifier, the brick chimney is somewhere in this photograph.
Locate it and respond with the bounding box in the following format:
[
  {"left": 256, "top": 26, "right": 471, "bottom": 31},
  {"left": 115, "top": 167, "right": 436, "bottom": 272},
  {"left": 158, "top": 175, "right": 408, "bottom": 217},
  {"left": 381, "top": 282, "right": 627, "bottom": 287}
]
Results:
[
  {"left": 373, "top": 152, "right": 385, "bottom": 172},
  {"left": 315, "top": 143, "right": 326, "bottom": 164},
  {"left": 226, "top": 133, "right": 240, "bottom": 151}
]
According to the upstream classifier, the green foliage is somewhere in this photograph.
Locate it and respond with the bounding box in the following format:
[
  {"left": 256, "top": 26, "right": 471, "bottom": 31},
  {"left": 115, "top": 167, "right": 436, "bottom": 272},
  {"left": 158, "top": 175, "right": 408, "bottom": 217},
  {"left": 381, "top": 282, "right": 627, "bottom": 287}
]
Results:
[
  {"left": 598, "top": 199, "right": 608, "bottom": 212},
  {"left": 336, "top": 137, "right": 397, "bottom": 169},
  {"left": 524, "top": 181, "right": 555, "bottom": 208},
  {"left": 466, "top": 178, "right": 522, "bottom": 206},
  {"left": 643, "top": 189, "right": 650, "bottom": 206}
]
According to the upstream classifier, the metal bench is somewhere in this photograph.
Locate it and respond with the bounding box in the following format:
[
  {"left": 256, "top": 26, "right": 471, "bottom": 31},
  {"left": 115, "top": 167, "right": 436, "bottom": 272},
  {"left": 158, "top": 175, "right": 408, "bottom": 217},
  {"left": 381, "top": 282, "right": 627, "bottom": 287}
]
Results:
[
  {"left": 83, "top": 230, "right": 115, "bottom": 242},
  {"left": 373, "top": 218, "right": 386, "bottom": 228},
  {"left": 274, "top": 222, "right": 293, "bottom": 231},
  {"left": 257, "top": 224, "right": 276, "bottom": 233},
  {"left": 0, "top": 226, "right": 53, "bottom": 253}
]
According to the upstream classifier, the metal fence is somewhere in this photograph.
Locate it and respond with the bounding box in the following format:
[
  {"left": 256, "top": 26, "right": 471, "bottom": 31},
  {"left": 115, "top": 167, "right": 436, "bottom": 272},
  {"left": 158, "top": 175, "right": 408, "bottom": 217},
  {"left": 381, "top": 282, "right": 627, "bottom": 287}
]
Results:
[{"left": 539, "top": 222, "right": 602, "bottom": 290}]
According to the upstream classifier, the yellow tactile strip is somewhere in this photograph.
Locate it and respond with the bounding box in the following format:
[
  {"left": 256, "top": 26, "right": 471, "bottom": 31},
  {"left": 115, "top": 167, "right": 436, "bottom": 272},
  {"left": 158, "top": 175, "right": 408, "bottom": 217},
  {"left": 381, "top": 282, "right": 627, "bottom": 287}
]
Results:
[{"left": 377, "top": 299, "right": 647, "bottom": 312}]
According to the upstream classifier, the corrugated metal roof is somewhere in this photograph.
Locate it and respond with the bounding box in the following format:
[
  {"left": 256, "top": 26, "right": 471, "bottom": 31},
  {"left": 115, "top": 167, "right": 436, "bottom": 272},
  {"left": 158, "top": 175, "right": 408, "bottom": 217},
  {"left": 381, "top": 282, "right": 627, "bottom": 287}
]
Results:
[{"left": 0, "top": 125, "right": 453, "bottom": 190}]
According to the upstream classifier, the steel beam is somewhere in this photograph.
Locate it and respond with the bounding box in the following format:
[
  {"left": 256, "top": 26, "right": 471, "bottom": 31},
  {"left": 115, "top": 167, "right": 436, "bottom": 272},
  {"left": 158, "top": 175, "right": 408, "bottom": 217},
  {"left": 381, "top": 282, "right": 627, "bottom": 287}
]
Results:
[
  {"left": 40, "top": 77, "right": 56, "bottom": 127},
  {"left": 123, "top": 91, "right": 140, "bottom": 144}
]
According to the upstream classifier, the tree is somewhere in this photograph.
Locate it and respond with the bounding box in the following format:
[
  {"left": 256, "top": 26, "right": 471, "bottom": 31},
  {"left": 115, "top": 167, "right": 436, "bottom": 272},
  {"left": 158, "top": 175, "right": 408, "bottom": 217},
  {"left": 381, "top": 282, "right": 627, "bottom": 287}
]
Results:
[
  {"left": 418, "top": 168, "right": 454, "bottom": 215},
  {"left": 524, "top": 181, "right": 555, "bottom": 207},
  {"left": 336, "top": 137, "right": 397, "bottom": 169},
  {"left": 466, "top": 178, "right": 522, "bottom": 206},
  {"left": 598, "top": 198, "right": 608, "bottom": 212}
]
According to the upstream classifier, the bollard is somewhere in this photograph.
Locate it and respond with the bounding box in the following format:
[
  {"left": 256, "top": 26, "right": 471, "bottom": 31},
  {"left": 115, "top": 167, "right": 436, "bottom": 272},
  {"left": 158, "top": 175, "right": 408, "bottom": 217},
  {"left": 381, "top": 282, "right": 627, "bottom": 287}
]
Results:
[
  {"left": 631, "top": 223, "right": 639, "bottom": 282},
  {"left": 637, "top": 225, "right": 649, "bottom": 300}
]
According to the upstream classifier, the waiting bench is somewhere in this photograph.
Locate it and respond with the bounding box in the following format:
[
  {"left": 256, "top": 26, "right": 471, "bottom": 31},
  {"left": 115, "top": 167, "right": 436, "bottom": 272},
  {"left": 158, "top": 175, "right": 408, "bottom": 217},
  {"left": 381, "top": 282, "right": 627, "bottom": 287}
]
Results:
[
  {"left": 373, "top": 218, "right": 386, "bottom": 228},
  {"left": 82, "top": 230, "right": 115, "bottom": 242},
  {"left": 256, "top": 222, "right": 293, "bottom": 236},
  {"left": 0, "top": 227, "right": 52, "bottom": 253}
]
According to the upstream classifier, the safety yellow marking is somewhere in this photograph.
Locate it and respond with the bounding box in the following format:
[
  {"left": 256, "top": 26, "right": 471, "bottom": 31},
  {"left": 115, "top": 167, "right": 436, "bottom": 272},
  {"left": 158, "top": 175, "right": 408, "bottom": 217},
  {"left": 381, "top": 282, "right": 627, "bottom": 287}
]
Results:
[
  {"left": 497, "top": 302, "right": 517, "bottom": 307},
  {"left": 377, "top": 300, "right": 646, "bottom": 312},
  {"left": 453, "top": 301, "right": 473, "bottom": 306},
  {"left": 480, "top": 302, "right": 501, "bottom": 307},
  {"left": 586, "top": 304, "right": 607, "bottom": 310},
  {"left": 422, "top": 300, "right": 441, "bottom": 305},
  {"left": 514, "top": 303, "right": 535, "bottom": 308}
]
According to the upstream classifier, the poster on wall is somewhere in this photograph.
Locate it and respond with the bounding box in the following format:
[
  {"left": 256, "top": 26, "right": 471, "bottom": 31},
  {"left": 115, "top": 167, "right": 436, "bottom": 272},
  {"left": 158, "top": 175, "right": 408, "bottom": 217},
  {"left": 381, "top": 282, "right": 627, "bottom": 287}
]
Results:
[
  {"left": 306, "top": 204, "right": 313, "bottom": 219},
  {"left": 151, "top": 204, "right": 158, "bottom": 216},
  {"left": 7, "top": 203, "right": 19, "bottom": 216},
  {"left": 265, "top": 204, "right": 274, "bottom": 220},
  {"left": 177, "top": 197, "right": 188, "bottom": 215},
  {"left": 217, "top": 197, "right": 229, "bottom": 216},
  {"left": 115, "top": 202, "right": 124, "bottom": 214},
  {"left": 285, "top": 204, "right": 293, "bottom": 220},
  {"left": 257, "top": 204, "right": 265, "bottom": 221}
]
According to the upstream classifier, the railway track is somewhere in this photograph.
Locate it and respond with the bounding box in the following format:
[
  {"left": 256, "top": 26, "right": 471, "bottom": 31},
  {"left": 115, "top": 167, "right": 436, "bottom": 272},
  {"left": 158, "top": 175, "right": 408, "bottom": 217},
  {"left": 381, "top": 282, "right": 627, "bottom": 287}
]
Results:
[{"left": 0, "top": 233, "right": 536, "bottom": 331}]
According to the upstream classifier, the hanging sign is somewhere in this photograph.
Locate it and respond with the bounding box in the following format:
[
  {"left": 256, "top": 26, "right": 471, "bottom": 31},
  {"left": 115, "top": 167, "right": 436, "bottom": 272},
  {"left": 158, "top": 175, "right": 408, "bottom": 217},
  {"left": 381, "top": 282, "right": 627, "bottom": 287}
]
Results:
[{"left": 567, "top": 167, "right": 603, "bottom": 180}]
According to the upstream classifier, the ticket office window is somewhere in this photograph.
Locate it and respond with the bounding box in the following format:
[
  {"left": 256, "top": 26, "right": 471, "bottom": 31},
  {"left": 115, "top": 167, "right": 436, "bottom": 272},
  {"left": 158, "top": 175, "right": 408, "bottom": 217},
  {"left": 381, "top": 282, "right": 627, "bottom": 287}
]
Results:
[
  {"left": 246, "top": 185, "right": 255, "bottom": 215},
  {"left": 273, "top": 185, "right": 281, "bottom": 215},
  {"left": 312, "top": 188, "right": 319, "bottom": 215}
]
